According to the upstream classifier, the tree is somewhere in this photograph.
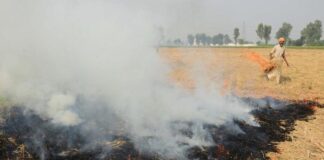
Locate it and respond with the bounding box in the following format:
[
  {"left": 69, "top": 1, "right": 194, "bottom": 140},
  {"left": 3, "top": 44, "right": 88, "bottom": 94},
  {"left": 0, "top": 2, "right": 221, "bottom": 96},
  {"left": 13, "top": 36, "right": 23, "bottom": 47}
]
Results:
[
  {"left": 256, "top": 23, "right": 264, "bottom": 41},
  {"left": 290, "top": 37, "right": 305, "bottom": 46},
  {"left": 263, "top": 25, "right": 272, "bottom": 45},
  {"left": 276, "top": 23, "right": 293, "bottom": 43},
  {"left": 187, "top": 34, "right": 195, "bottom": 46},
  {"left": 200, "top": 33, "right": 207, "bottom": 46},
  {"left": 223, "top": 34, "right": 232, "bottom": 44},
  {"left": 195, "top": 34, "right": 201, "bottom": 45},
  {"left": 212, "top": 35, "right": 218, "bottom": 45},
  {"left": 195, "top": 33, "right": 208, "bottom": 46},
  {"left": 212, "top": 34, "right": 224, "bottom": 45},
  {"left": 206, "top": 36, "right": 212, "bottom": 46},
  {"left": 233, "top": 28, "right": 240, "bottom": 45},
  {"left": 217, "top": 34, "right": 224, "bottom": 45},
  {"left": 173, "top": 38, "right": 183, "bottom": 46},
  {"left": 238, "top": 39, "right": 245, "bottom": 45},
  {"left": 301, "top": 20, "right": 322, "bottom": 45}
]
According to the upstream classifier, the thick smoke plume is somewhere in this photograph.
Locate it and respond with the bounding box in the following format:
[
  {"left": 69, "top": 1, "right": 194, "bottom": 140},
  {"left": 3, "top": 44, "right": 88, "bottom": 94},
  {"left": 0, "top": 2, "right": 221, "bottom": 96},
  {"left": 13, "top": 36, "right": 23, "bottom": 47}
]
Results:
[{"left": 0, "top": 0, "right": 255, "bottom": 158}]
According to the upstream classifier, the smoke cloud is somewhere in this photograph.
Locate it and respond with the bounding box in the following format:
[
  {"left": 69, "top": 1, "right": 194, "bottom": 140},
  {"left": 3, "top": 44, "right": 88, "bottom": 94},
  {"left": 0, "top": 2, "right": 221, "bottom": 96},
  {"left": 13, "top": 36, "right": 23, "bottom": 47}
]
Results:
[{"left": 0, "top": 0, "right": 255, "bottom": 158}]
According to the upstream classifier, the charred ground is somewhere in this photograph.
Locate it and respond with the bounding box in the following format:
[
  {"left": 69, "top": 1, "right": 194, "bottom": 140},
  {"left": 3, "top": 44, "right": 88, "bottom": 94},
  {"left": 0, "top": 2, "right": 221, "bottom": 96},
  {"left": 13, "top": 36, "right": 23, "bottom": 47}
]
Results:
[{"left": 0, "top": 98, "right": 321, "bottom": 160}]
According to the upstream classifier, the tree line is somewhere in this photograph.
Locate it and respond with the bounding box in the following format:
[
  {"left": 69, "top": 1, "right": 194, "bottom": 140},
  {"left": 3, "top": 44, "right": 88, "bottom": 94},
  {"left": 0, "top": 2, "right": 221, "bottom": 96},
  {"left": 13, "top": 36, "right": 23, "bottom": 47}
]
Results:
[
  {"left": 167, "top": 33, "right": 251, "bottom": 46},
  {"left": 165, "top": 20, "right": 323, "bottom": 46},
  {"left": 254, "top": 20, "right": 323, "bottom": 46},
  {"left": 187, "top": 33, "right": 233, "bottom": 46}
]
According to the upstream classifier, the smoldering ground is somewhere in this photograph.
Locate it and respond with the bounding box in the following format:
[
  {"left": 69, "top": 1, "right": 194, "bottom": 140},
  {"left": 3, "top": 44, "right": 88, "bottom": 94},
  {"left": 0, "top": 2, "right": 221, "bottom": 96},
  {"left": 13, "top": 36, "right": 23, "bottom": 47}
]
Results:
[
  {"left": 1, "top": 98, "right": 321, "bottom": 160},
  {"left": 0, "top": 0, "right": 255, "bottom": 159}
]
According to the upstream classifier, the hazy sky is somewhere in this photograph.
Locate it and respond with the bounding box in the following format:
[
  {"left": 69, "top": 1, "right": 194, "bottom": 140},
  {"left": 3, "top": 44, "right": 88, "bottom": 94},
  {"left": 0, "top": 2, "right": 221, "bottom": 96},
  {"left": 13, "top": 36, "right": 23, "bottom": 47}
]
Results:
[
  {"left": 0, "top": 0, "right": 323, "bottom": 44},
  {"left": 165, "top": 0, "right": 324, "bottom": 43}
]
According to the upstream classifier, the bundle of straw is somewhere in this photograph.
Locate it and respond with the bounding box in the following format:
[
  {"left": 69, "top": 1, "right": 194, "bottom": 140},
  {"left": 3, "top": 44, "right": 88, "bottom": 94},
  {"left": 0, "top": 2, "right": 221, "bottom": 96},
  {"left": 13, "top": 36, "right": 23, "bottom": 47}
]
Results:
[{"left": 246, "top": 52, "right": 275, "bottom": 73}]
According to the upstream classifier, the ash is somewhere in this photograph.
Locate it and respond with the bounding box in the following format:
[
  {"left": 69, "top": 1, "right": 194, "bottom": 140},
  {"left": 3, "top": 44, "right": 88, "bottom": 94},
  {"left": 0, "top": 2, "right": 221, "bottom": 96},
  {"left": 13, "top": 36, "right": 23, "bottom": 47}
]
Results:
[{"left": 0, "top": 98, "right": 321, "bottom": 160}]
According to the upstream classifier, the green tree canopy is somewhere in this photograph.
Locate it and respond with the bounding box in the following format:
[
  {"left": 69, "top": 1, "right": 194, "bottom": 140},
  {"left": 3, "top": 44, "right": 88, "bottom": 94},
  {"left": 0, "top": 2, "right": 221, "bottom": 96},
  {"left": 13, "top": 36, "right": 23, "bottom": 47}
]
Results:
[
  {"left": 223, "top": 34, "right": 232, "bottom": 44},
  {"left": 195, "top": 34, "right": 201, "bottom": 45},
  {"left": 200, "top": 33, "right": 207, "bottom": 45},
  {"left": 276, "top": 22, "right": 293, "bottom": 41},
  {"left": 263, "top": 25, "right": 272, "bottom": 44},
  {"left": 187, "top": 34, "right": 195, "bottom": 46},
  {"left": 233, "top": 28, "right": 240, "bottom": 44},
  {"left": 256, "top": 23, "right": 264, "bottom": 40},
  {"left": 301, "top": 20, "right": 322, "bottom": 45},
  {"left": 206, "top": 36, "right": 212, "bottom": 45},
  {"left": 212, "top": 34, "right": 224, "bottom": 45}
]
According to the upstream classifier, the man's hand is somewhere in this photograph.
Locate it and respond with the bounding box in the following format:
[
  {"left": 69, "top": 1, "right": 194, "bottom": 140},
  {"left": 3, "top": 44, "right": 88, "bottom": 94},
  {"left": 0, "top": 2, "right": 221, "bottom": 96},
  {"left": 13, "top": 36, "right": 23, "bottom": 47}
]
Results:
[
  {"left": 282, "top": 54, "right": 289, "bottom": 67},
  {"left": 284, "top": 59, "right": 289, "bottom": 67},
  {"left": 269, "top": 54, "right": 273, "bottom": 60}
]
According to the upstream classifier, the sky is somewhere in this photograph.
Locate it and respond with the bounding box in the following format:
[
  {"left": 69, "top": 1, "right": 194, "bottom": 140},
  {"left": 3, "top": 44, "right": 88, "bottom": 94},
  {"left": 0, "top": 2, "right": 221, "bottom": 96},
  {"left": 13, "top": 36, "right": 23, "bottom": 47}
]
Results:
[
  {"left": 1, "top": 0, "right": 323, "bottom": 44},
  {"left": 164, "top": 0, "right": 324, "bottom": 43}
]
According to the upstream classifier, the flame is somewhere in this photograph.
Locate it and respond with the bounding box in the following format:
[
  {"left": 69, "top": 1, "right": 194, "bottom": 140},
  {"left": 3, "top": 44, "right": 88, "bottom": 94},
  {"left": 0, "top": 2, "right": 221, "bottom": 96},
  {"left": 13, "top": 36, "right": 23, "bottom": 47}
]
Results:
[{"left": 246, "top": 52, "right": 274, "bottom": 73}]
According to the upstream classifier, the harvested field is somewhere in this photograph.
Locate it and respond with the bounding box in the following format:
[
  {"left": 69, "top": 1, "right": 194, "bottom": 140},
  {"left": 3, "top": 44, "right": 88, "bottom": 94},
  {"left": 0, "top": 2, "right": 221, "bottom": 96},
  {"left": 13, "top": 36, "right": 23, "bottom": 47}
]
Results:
[
  {"left": 160, "top": 47, "right": 324, "bottom": 102},
  {"left": 160, "top": 47, "right": 324, "bottom": 159},
  {"left": 0, "top": 47, "right": 323, "bottom": 160}
]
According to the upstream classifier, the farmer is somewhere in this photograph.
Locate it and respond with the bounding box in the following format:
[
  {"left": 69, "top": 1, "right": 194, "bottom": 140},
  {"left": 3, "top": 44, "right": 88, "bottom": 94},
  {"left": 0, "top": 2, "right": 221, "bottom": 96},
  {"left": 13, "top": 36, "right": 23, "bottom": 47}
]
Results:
[{"left": 266, "top": 37, "right": 289, "bottom": 84}]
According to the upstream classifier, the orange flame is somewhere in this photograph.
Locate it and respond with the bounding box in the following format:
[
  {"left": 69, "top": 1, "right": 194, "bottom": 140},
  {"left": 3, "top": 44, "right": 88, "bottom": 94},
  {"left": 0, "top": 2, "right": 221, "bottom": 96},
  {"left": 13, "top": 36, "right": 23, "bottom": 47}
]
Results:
[{"left": 246, "top": 52, "right": 274, "bottom": 73}]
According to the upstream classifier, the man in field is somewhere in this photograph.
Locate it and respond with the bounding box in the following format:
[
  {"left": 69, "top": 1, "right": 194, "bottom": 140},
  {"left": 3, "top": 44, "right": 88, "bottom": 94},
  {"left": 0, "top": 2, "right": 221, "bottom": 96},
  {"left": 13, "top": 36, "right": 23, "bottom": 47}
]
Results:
[{"left": 266, "top": 37, "right": 289, "bottom": 84}]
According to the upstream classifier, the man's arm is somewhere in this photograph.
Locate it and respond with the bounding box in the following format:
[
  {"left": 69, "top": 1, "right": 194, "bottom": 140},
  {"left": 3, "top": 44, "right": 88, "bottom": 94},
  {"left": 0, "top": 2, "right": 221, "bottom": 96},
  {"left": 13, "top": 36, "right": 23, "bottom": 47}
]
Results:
[{"left": 282, "top": 51, "right": 289, "bottom": 67}]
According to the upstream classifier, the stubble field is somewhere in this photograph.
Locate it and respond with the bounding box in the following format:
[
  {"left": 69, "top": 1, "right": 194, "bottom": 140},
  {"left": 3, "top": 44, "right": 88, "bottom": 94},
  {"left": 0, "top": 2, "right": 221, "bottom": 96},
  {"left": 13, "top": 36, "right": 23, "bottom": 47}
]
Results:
[{"left": 160, "top": 47, "right": 324, "bottom": 160}]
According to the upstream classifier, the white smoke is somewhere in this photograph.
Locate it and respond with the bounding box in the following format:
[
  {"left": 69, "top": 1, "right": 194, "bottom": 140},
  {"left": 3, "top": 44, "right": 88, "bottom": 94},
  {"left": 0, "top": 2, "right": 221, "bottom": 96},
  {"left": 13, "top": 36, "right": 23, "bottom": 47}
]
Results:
[
  {"left": 47, "top": 94, "right": 80, "bottom": 126},
  {"left": 0, "top": 0, "right": 255, "bottom": 158}
]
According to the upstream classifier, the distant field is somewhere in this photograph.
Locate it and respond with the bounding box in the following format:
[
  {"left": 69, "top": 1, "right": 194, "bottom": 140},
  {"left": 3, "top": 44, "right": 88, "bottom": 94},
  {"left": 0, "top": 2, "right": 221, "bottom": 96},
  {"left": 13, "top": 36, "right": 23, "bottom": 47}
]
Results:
[
  {"left": 159, "top": 47, "right": 324, "bottom": 103},
  {"left": 160, "top": 45, "right": 324, "bottom": 49},
  {"left": 159, "top": 47, "right": 324, "bottom": 159}
]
